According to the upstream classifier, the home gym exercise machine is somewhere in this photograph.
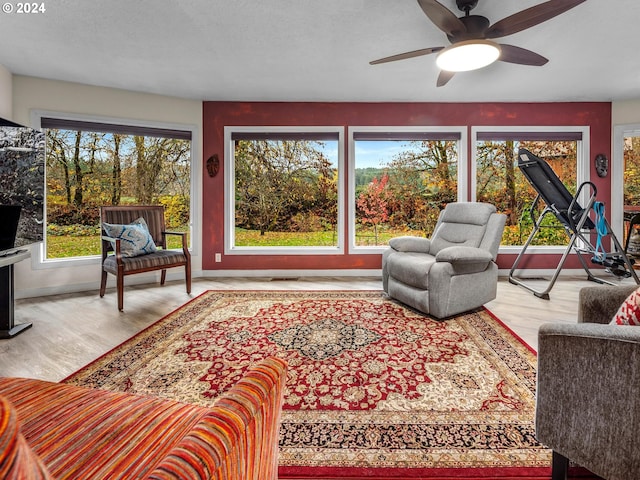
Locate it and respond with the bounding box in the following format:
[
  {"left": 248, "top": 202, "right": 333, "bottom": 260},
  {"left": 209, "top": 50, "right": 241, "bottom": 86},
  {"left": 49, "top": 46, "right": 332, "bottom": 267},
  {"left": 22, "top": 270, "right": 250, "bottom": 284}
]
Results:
[{"left": 509, "top": 148, "right": 639, "bottom": 299}]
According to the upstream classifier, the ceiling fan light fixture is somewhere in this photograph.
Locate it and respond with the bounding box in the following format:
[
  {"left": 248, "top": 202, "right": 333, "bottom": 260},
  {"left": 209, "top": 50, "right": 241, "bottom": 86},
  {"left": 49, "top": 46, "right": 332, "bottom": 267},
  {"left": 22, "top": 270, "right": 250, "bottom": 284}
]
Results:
[{"left": 436, "top": 40, "right": 501, "bottom": 72}]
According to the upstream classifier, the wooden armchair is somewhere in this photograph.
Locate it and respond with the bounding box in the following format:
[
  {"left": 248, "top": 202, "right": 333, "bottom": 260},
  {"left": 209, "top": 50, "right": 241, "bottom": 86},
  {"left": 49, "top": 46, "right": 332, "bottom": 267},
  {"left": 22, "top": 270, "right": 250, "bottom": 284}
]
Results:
[{"left": 99, "top": 205, "right": 191, "bottom": 311}]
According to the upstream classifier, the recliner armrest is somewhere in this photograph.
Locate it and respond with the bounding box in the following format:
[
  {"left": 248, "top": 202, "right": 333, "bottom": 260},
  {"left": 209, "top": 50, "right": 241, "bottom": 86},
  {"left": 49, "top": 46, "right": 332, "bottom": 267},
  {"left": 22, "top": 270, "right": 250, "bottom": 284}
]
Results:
[
  {"left": 536, "top": 323, "right": 640, "bottom": 479},
  {"left": 434, "top": 246, "right": 493, "bottom": 265},
  {"left": 389, "top": 236, "right": 431, "bottom": 253}
]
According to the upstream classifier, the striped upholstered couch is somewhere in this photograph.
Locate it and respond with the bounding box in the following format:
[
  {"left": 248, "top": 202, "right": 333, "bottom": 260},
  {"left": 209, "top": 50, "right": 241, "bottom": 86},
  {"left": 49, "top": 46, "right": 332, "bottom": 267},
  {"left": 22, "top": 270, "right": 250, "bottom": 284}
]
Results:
[{"left": 0, "top": 356, "right": 287, "bottom": 480}]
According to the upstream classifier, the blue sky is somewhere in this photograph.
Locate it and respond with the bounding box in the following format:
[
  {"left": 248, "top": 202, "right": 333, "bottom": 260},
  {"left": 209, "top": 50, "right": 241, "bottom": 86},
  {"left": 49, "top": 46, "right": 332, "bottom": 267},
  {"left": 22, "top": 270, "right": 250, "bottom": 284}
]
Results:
[
  {"left": 355, "top": 141, "right": 416, "bottom": 169},
  {"left": 320, "top": 140, "right": 418, "bottom": 169}
]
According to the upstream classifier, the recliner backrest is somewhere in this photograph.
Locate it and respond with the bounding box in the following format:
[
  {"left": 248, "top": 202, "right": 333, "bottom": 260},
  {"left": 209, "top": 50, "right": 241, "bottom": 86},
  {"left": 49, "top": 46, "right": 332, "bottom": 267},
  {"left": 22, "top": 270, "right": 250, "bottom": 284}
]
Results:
[{"left": 429, "top": 203, "right": 497, "bottom": 255}]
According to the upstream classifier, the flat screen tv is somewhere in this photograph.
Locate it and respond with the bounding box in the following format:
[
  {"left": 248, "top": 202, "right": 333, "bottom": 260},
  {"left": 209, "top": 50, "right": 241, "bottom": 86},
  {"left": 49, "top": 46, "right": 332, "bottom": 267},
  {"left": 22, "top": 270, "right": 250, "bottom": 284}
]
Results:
[
  {"left": 0, "top": 118, "right": 45, "bottom": 248},
  {"left": 0, "top": 205, "right": 21, "bottom": 250}
]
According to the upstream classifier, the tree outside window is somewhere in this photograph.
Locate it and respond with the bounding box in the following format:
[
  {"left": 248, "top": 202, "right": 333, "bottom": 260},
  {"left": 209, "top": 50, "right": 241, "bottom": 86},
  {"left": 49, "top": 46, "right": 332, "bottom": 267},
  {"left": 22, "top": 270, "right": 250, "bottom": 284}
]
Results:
[
  {"left": 353, "top": 137, "right": 459, "bottom": 247},
  {"left": 231, "top": 136, "right": 339, "bottom": 248},
  {"left": 44, "top": 122, "right": 191, "bottom": 259},
  {"left": 475, "top": 139, "right": 578, "bottom": 246}
]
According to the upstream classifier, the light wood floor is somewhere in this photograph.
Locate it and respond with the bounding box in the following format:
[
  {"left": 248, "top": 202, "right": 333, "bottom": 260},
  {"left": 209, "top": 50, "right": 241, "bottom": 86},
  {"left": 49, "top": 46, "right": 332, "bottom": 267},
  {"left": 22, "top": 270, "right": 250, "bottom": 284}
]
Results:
[{"left": 1, "top": 274, "right": 634, "bottom": 381}]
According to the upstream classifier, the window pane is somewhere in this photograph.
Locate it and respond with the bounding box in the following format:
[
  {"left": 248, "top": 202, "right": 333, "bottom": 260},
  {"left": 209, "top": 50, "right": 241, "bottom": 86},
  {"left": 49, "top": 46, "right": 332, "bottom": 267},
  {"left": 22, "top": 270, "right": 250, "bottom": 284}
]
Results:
[
  {"left": 45, "top": 128, "right": 191, "bottom": 259},
  {"left": 475, "top": 140, "right": 577, "bottom": 246},
  {"left": 354, "top": 139, "right": 458, "bottom": 246},
  {"left": 233, "top": 138, "right": 339, "bottom": 248},
  {"left": 624, "top": 135, "right": 640, "bottom": 207}
]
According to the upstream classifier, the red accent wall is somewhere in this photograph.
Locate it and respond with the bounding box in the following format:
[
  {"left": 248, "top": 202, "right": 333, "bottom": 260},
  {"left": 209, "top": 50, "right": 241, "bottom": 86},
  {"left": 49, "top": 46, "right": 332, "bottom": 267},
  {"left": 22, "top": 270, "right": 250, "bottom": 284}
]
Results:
[{"left": 202, "top": 102, "right": 612, "bottom": 272}]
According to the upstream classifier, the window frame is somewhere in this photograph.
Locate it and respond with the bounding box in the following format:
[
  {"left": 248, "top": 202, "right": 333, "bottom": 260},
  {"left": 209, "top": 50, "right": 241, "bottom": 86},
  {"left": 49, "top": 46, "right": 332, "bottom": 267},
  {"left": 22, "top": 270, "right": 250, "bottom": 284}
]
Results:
[
  {"left": 31, "top": 109, "right": 200, "bottom": 268},
  {"left": 224, "top": 125, "right": 345, "bottom": 256},
  {"left": 348, "top": 126, "right": 468, "bottom": 254},
  {"left": 471, "top": 125, "right": 590, "bottom": 254},
  {"left": 612, "top": 124, "right": 640, "bottom": 241}
]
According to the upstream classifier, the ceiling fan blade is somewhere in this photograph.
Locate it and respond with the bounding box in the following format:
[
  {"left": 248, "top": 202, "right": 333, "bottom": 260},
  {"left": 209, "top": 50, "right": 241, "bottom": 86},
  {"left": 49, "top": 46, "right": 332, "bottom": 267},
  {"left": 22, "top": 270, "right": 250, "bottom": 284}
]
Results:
[
  {"left": 417, "top": 0, "right": 467, "bottom": 37},
  {"left": 370, "top": 46, "right": 444, "bottom": 65},
  {"left": 498, "top": 44, "right": 548, "bottom": 66},
  {"left": 485, "top": 0, "right": 586, "bottom": 39},
  {"left": 437, "top": 70, "right": 455, "bottom": 87}
]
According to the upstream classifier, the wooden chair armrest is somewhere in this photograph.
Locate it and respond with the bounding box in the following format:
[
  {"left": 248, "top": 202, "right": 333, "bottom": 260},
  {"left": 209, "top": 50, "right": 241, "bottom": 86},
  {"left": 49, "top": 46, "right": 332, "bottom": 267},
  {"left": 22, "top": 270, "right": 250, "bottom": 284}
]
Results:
[
  {"left": 161, "top": 231, "right": 189, "bottom": 252},
  {"left": 100, "top": 235, "right": 122, "bottom": 260}
]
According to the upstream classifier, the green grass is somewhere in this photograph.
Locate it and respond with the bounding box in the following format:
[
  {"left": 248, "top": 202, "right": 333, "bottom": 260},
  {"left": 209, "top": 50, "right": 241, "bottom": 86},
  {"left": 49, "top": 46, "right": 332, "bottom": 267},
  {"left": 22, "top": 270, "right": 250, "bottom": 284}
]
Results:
[
  {"left": 235, "top": 229, "right": 338, "bottom": 247},
  {"left": 46, "top": 228, "right": 190, "bottom": 259},
  {"left": 47, "top": 235, "right": 101, "bottom": 258},
  {"left": 235, "top": 227, "right": 426, "bottom": 247},
  {"left": 45, "top": 223, "right": 568, "bottom": 258}
]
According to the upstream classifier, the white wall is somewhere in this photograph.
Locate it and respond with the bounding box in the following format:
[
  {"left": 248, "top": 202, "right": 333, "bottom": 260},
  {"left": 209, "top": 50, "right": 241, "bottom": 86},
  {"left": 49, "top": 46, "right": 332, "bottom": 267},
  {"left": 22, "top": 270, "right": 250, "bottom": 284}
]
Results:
[
  {"left": 12, "top": 76, "right": 202, "bottom": 298},
  {"left": 0, "top": 64, "right": 12, "bottom": 119},
  {"left": 612, "top": 99, "right": 640, "bottom": 125}
]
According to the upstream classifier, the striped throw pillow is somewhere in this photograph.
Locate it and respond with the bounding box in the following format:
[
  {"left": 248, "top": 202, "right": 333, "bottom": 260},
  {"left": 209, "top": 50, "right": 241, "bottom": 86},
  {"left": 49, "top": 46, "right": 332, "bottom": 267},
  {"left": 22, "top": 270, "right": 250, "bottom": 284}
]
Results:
[{"left": 611, "top": 287, "right": 640, "bottom": 325}]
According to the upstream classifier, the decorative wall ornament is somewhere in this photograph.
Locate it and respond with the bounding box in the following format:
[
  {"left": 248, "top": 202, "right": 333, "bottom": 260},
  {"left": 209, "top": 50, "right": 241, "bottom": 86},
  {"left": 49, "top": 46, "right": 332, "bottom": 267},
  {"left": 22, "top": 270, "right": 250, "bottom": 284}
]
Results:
[
  {"left": 595, "top": 153, "right": 608, "bottom": 178},
  {"left": 206, "top": 154, "right": 220, "bottom": 177}
]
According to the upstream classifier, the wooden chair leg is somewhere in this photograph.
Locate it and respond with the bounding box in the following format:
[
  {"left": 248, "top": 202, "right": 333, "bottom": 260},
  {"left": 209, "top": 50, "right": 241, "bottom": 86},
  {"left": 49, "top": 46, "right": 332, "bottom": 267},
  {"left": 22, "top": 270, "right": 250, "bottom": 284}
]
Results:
[
  {"left": 161, "top": 269, "right": 167, "bottom": 286},
  {"left": 117, "top": 274, "right": 124, "bottom": 312},
  {"left": 552, "top": 451, "right": 569, "bottom": 480},
  {"left": 185, "top": 264, "right": 191, "bottom": 294},
  {"left": 100, "top": 270, "right": 108, "bottom": 297}
]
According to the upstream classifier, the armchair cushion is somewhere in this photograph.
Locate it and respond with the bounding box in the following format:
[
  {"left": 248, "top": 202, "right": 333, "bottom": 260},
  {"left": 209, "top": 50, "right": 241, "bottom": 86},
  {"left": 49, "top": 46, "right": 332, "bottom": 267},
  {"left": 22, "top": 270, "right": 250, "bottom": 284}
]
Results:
[
  {"left": 102, "top": 250, "right": 189, "bottom": 274},
  {"left": 388, "top": 236, "right": 430, "bottom": 253},
  {"left": 103, "top": 217, "right": 157, "bottom": 257},
  {"left": 429, "top": 202, "right": 496, "bottom": 255},
  {"left": 611, "top": 286, "right": 640, "bottom": 325}
]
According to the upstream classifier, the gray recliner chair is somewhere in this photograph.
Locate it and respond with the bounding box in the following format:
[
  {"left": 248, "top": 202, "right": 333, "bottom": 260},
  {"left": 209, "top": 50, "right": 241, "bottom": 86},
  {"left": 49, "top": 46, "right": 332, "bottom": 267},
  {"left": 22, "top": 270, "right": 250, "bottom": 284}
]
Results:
[
  {"left": 536, "top": 284, "right": 640, "bottom": 480},
  {"left": 382, "top": 202, "right": 506, "bottom": 319}
]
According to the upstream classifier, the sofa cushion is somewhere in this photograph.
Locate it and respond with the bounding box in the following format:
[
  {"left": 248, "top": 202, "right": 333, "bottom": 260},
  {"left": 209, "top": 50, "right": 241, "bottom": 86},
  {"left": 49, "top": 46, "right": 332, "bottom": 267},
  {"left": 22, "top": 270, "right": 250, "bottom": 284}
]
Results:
[
  {"left": 103, "top": 217, "right": 157, "bottom": 257},
  {"left": 610, "top": 286, "right": 640, "bottom": 326},
  {"left": 0, "top": 396, "right": 53, "bottom": 480}
]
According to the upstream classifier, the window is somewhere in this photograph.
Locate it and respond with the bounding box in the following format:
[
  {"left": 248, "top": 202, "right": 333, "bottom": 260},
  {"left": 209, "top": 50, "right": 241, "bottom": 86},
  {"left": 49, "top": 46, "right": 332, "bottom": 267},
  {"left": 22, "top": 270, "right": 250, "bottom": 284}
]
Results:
[
  {"left": 349, "top": 127, "right": 465, "bottom": 251},
  {"left": 41, "top": 117, "right": 192, "bottom": 260},
  {"left": 472, "top": 127, "right": 588, "bottom": 248},
  {"left": 225, "top": 127, "right": 343, "bottom": 254},
  {"left": 623, "top": 132, "right": 640, "bottom": 207},
  {"left": 613, "top": 125, "right": 640, "bottom": 241}
]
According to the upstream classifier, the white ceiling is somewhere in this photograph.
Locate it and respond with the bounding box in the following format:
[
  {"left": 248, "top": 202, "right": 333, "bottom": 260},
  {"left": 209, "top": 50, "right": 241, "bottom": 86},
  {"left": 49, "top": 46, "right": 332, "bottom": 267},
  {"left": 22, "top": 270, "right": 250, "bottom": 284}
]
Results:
[{"left": 1, "top": 0, "right": 638, "bottom": 103}]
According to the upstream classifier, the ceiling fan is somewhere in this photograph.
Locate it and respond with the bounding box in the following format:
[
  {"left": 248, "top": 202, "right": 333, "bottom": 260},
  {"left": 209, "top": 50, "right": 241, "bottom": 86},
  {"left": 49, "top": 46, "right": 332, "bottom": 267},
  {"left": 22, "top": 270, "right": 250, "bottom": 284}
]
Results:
[{"left": 370, "top": 0, "right": 586, "bottom": 87}]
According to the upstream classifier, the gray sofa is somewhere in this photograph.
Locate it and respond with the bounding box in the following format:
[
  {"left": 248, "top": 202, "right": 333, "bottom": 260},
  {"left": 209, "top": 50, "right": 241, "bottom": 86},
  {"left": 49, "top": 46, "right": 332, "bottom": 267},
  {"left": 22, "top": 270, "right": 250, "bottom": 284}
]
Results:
[
  {"left": 382, "top": 202, "right": 506, "bottom": 319},
  {"left": 536, "top": 284, "right": 640, "bottom": 480}
]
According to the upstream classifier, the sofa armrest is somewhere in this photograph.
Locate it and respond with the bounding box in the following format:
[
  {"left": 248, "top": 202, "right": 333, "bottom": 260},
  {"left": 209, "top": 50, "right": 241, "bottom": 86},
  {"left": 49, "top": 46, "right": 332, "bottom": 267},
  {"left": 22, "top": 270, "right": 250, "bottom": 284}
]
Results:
[
  {"left": 536, "top": 323, "right": 640, "bottom": 479},
  {"left": 388, "top": 236, "right": 430, "bottom": 253},
  {"left": 578, "top": 285, "right": 637, "bottom": 324},
  {"left": 148, "top": 357, "right": 287, "bottom": 480}
]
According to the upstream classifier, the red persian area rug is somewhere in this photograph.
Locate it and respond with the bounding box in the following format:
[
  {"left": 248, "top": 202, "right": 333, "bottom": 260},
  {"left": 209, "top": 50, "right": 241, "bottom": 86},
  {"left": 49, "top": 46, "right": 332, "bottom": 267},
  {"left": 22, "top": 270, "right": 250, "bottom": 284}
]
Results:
[{"left": 64, "top": 290, "right": 582, "bottom": 479}]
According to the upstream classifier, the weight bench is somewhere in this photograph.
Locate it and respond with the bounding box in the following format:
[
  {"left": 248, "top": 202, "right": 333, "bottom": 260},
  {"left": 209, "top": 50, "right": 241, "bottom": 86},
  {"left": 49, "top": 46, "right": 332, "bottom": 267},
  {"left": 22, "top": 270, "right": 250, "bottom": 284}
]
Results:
[{"left": 509, "top": 148, "right": 639, "bottom": 299}]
